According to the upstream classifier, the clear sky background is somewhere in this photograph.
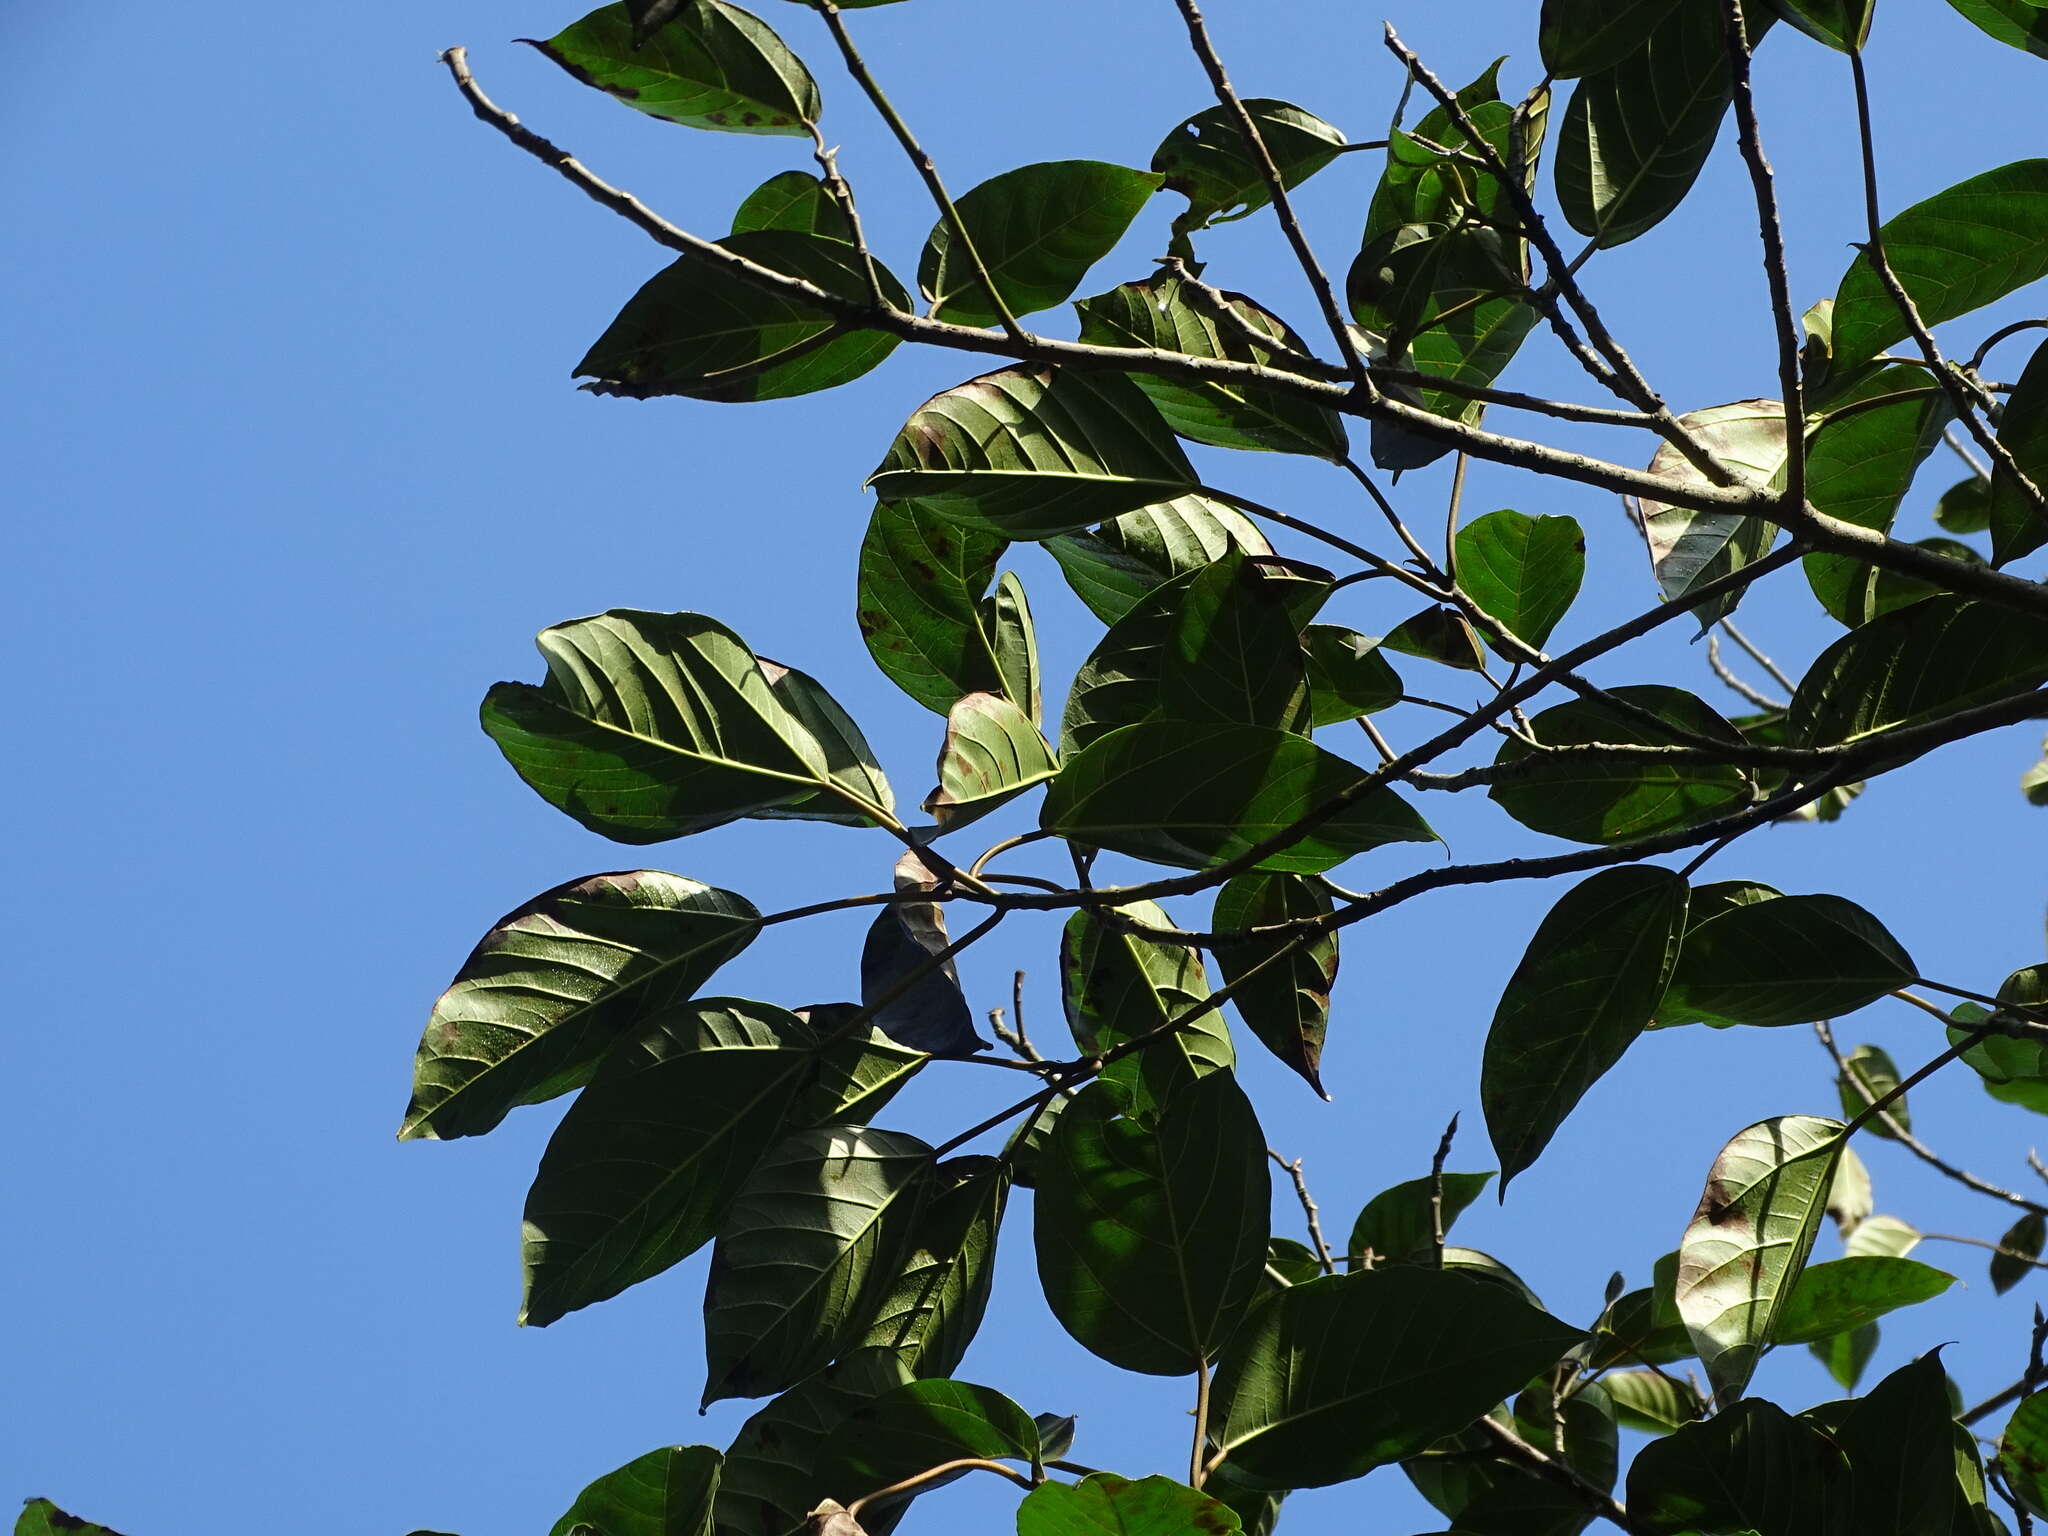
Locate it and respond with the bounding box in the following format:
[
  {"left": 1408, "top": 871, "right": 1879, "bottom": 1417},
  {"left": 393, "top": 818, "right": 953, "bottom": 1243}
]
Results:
[{"left": 7, "top": 2, "right": 2048, "bottom": 1532}]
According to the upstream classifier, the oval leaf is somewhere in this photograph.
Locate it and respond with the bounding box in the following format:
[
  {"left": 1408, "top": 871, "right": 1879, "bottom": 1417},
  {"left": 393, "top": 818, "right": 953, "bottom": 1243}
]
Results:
[
  {"left": 1455, "top": 509, "right": 1585, "bottom": 650},
  {"left": 547, "top": 1445, "right": 721, "bottom": 1536},
  {"left": 855, "top": 500, "right": 1007, "bottom": 716},
  {"left": 1345, "top": 1171, "right": 1495, "bottom": 1269},
  {"left": 1060, "top": 903, "right": 1229, "bottom": 1122},
  {"left": 1770, "top": 1256, "right": 1957, "bottom": 1345},
  {"left": 530, "top": 1, "right": 819, "bottom": 134},
  {"left": 924, "top": 691, "right": 1059, "bottom": 832},
  {"left": 1626, "top": 1398, "right": 1851, "bottom": 1536},
  {"left": 828, "top": 1379, "right": 1041, "bottom": 1510},
  {"left": 1660, "top": 893, "right": 1915, "bottom": 1028},
  {"left": 1153, "top": 98, "right": 1347, "bottom": 238},
  {"left": 856, "top": 1156, "right": 1009, "bottom": 1377},
  {"left": 1017, "top": 1474, "right": 1246, "bottom": 1536}
]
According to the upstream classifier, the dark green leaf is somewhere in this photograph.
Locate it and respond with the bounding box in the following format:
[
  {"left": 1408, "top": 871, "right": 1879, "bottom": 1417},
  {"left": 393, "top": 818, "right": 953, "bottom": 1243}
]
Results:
[
  {"left": 730, "top": 171, "right": 851, "bottom": 239},
  {"left": 919, "top": 161, "right": 1162, "bottom": 327},
  {"left": 713, "top": 1349, "right": 914, "bottom": 1536},
  {"left": 2001, "top": 1389, "right": 2048, "bottom": 1517},
  {"left": 576, "top": 232, "right": 906, "bottom": 402},
  {"left": 1032, "top": 1075, "right": 1270, "bottom": 1376},
  {"left": 752, "top": 660, "right": 895, "bottom": 825},
  {"left": 859, "top": 864, "right": 983, "bottom": 1057},
  {"left": 519, "top": 999, "right": 820, "bottom": 1326},
  {"left": 1345, "top": 1171, "right": 1495, "bottom": 1269},
  {"left": 1989, "top": 336, "right": 2048, "bottom": 563},
  {"left": 1539, "top": 0, "right": 1685, "bottom": 75},
  {"left": 1659, "top": 893, "right": 1915, "bottom": 1028},
  {"left": 1384, "top": 606, "right": 1488, "bottom": 672},
  {"left": 1809, "top": 1321, "right": 1881, "bottom": 1392},
  {"left": 1455, "top": 510, "right": 1586, "bottom": 650},
  {"left": 1627, "top": 1398, "right": 1852, "bottom": 1536},
  {"left": 1788, "top": 596, "right": 2048, "bottom": 752},
  {"left": 1831, "top": 159, "right": 2048, "bottom": 373},
  {"left": 1483, "top": 866, "right": 1690, "bottom": 1188},
  {"left": 1675, "top": 1114, "right": 1845, "bottom": 1400},
  {"left": 530, "top": 2, "right": 819, "bottom": 134},
  {"left": 548, "top": 1446, "right": 721, "bottom": 1536},
  {"left": 1017, "top": 1474, "right": 1246, "bottom": 1536},
  {"left": 1836, "top": 1043, "right": 1910, "bottom": 1138},
  {"left": 1266, "top": 1237, "right": 1326, "bottom": 1287},
  {"left": 1060, "top": 569, "right": 1192, "bottom": 753},
  {"left": 828, "top": 1379, "right": 1041, "bottom": 1509},
  {"left": 1585, "top": 1252, "right": 1691, "bottom": 1369},
  {"left": 1936, "top": 473, "right": 1996, "bottom": 533},
  {"left": 1075, "top": 276, "right": 1346, "bottom": 458},
  {"left": 857, "top": 1156, "right": 1007, "bottom": 1377},
  {"left": 1605, "top": 1369, "right": 1705, "bottom": 1434},
  {"left": 1557, "top": 2, "right": 1777, "bottom": 246},
  {"left": 1946, "top": 0, "right": 2048, "bottom": 57},
  {"left": 1773, "top": 0, "right": 1875, "bottom": 50},
  {"left": 400, "top": 871, "right": 759, "bottom": 1141},
  {"left": 1304, "top": 626, "right": 1403, "bottom": 725},
  {"left": 701, "top": 1125, "right": 933, "bottom": 1406},
  {"left": 1060, "top": 903, "right": 1228, "bottom": 1122},
  {"left": 1772, "top": 1257, "right": 1957, "bottom": 1344},
  {"left": 798, "top": 1009, "right": 926, "bottom": 1130},
  {"left": 1629, "top": 400, "right": 1786, "bottom": 629},
  {"left": 923, "top": 692, "right": 1059, "bottom": 832},
  {"left": 1045, "top": 720, "right": 1438, "bottom": 873},
  {"left": 1406, "top": 1382, "right": 1618, "bottom": 1536},
  {"left": 15, "top": 1503, "right": 125, "bottom": 1536},
  {"left": 1213, "top": 872, "right": 1338, "bottom": 1098},
  {"left": 1209, "top": 1268, "right": 1586, "bottom": 1489},
  {"left": 1046, "top": 498, "right": 1271, "bottom": 625},
  {"left": 1160, "top": 549, "right": 1315, "bottom": 730},
  {"left": 1490, "top": 687, "right": 1753, "bottom": 845},
  {"left": 481, "top": 611, "right": 892, "bottom": 842},
  {"left": 855, "top": 500, "right": 1006, "bottom": 717},
  {"left": 1834, "top": 1353, "right": 1978, "bottom": 1536},
  {"left": 1153, "top": 98, "right": 1347, "bottom": 240},
  {"left": 1994, "top": 1213, "right": 2046, "bottom": 1294},
  {"left": 868, "top": 367, "right": 1197, "bottom": 539}
]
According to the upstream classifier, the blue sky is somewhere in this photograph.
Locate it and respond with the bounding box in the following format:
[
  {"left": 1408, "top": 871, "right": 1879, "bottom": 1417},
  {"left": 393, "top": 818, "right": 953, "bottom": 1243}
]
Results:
[{"left": 7, "top": 2, "right": 2048, "bottom": 1532}]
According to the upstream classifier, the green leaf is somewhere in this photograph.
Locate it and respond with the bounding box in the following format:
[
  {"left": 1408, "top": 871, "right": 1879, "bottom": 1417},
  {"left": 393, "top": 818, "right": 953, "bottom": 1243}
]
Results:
[
  {"left": 1061, "top": 570, "right": 1194, "bottom": 753},
  {"left": 1266, "top": 1237, "right": 1326, "bottom": 1287},
  {"left": 1936, "top": 473, "right": 1996, "bottom": 533},
  {"left": 1303, "top": 626, "right": 1403, "bottom": 725},
  {"left": 1074, "top": 276, "right": 1346, "bottom": 458},
  {"left": 1834, "top": 1352, "right": 1980, "bottom": 1535},
  {"left": 1675, "top": 1114, "right": 1845, "bottom": 1401},
  {"left": 858, "top": 864, "right": 981, "bottom": 1057},
  {"left": 2000, "top": 1389, "right": 2048, "bottom": 1517},
  {"left": 399, "top": 871, "right": 759, "bottom": 1141},
  {"left": 1809, "top": 1321, "right": 1880, "bottom": 1392},
  {"left": 924, "top": 692, "right": 1059, "bottom": 832},
  {"left": 919, "top": 161, "right": 1162, "bottom": 327},
  {"left": 1002, "top": 1093, "right": 1067, "bottom": 1191},
  {"left": 576, "top": 231, "right": 906, "bottom": 403},
  {"left": 980, "top": 570, "right": 1041, "bottom": 721},
  {"left": 1213, "top": 873, "right": 1338, "bottom": 1098},
  {"left": 1032, "top": 1075, "right": 1269, "bottom": 1376},
  {"left": 547, "top": 1446, "right": 721, "bottom": 1536},
  {"left": 1847, "top": 1214, "right": 1923, "bottom": 1258},
  {"left": 1626, "top": 1398, "right": 1852, "bottom": 1536},
  {"left": 1483, "top": 866, "right": 1691, "bottom": 1188},
  {"left": 519, "top": 999, "right": 821, "bottom": 1327},
  {"left": 1539, "top": 0, "right": 1686, "bottom": 75},
  {"left": 1046, "top": 497, "right": 1271, "bottom": 625},
  {"left": 1045, "top": 720, "right": 1438, "bottom": 873},
  {"left": 855, "top": 500, "right": 1007, "bottom": 716},
  {"left": 1209, "top": 1268, "right": 1587, "bottom": 1489},
  {"left": 1994, "top": 1212, "right": 2046, "bottom": 1294},
  {"left": 798, "top": 1010, "right": 926, "bottom": 1129},
  {"left": 1557, "top": 2, "right": 1777, "bottom": 246},
  {"left": 1586, "top": 1251, "right": 1692, "bottom": 1369},
  {"left": 1659, "top": 893, "right": 1915, "bottom": 1028},
  {"left": 1826, "top": 1142, "right": 1874, "bottom": 1238},
  {"left": 1383, "top": 605, "right": 1488, "bottom": 673},
  {"left": 1060, "top": 903, "right": 1228, "bottom": 1122},
  {"left": 1788, "top": 595, "right": 2048, "bottom": 752},
  {"left": 1455, "top": 510, "right": 1586, "bottom": 650},
  {"left": 701, "top": 1125, "right": 934, "bottom": 1406},
  {"left": 828, "top": 1380, "right": 1041, "bottom": 1509},
  {"left": 868, "top": 366, "right": 1198, "bottom": 539},
  {"left": 15, "top": 1502, "right": 125, "bottom": 1536},
  {"left": 1406, "top": 1379, "right": 1618, "bottom": 1534},
  {"left": 1016, "top": 1474, "right": 1246, "bottom": 1536},
  {"left": 1152, "top": 98, "right": 1347, "bottom": 242},
  {"left": 751, "top": 660, "right": 896, "bottom": 825},
  {"left": 730, "top": 171, "right": 851, "bottom": 239},
  {"left": 1490, "top": 687, "right": 1753, "bottom": 845},
  {"left": 1951, "top": 969, "right": 2048, "bottom": 1112},
  {"left": 1772, "top": 1257, "right": 1957, "bottom": 1344},
  {"left": 1605, "top": 1369, "right": 1706, "bottom": 1434},
  {"left": 856, "top": 1157, "right": 1008, "bottom": 1377},
  {"left": 1345, "top": 1171, "right": 1495, "bottom": 1268},
  {"left": 530, "top": 2, "right": 819, "bottom": 134},
  {"left": 1836, "top": 1043, "right": 1911, "bottom": 1138},
  {"left": 1773, "top": 0, "right": 1875, "bottom": 50},
  {"left": 1629, "top": 400, "right": 1787, "bottom": 629},
  {"left": 1830, "top": 159, "right": 2048, "bottom": 373},
  {"left": 713, "top": 1349, "right": 914, "bottom": 1536},
  {"left": 1989, "top": 336, "right": 2048, "bottom": 564},
  {"left": 1946, "top": 0, "right": 2048, "bottom": 58},
  {"left": 481, "top": 610, "right": 891, "bottom": 842},
  {"left": 1160, "top": 549, "right": 1315, "bottom": 731}
]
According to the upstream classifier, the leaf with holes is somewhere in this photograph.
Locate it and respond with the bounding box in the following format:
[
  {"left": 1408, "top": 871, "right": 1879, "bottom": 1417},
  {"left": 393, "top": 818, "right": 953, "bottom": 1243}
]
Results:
[{"left": 530, "top": 2, "right": 819, "bottom": 134}]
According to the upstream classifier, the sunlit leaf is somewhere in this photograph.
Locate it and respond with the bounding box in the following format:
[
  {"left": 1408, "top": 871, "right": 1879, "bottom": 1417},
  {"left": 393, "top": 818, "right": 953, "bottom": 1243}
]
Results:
[
  {"left": 1629, "top": 400, "right": 1787, "bottom": 629},
  {"left": 1540, "top": 0, "right": 1687, "bottom": 76},
  {"left": 856, "top": 1156, "right": 1007, "bottom": 1378},
  {"left": 731, "top": 171, "right": 851, "bottom": 239},
  {"left": 547, "top": 1445, "right": 721, "bottom": 1536},
  {"left": 1605, "top": 1369, "right": 1705, "bottom": 1434},
  {"left": 923, "top": 692, "right": 1058, "bottom": 832},
  {"left": 1213, "top": 872, "right": 1337, "bottom": 1098},
  {"left": 15, "top": 1502, "right": 126, "bottom": 1536},
  {"left": 1809, "top": 1321, "right": 1880, "bottom": 1392},
  {"left": 1153, "top": 98, "right": 1347, "bottom": 241},
  {"left": 1946, "top": 0, "right": 2048, "bottom": 57},
  {"left": 1836, "top": 1043, "right": 1910, "bottom": 1138},
  {"left": 1771, "top": 1257, "right": 1956, "bottom": 1344},
  {"left": 1455, "top": 509, "right": 1585, "bottom": 650},
  {"left": 530, "top": 1, "right": 819, "bottom": 134},
  {"left": 1846, "top": 1214, "right": 1923, "bottom": 1258},
  {"left": 2000, "top": 1389, "right": 2048, "bottom": 1517},
  {"left": 1046, "top": 497, "right": 1271, "bottom": 625},
  {"left": 1659, "top": 893, "right": 1915, "bottom": 1028}
]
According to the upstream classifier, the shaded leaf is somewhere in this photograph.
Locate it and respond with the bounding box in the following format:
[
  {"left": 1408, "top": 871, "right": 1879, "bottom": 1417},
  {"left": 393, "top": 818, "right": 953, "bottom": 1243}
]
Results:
[
  {"left": 1946, "top": 0, "right": 2048, "bottom": 57},
  {"left": 1585, "top": 1252, "right": 1691, "bottom": 1370},
  {"left": 1993, "top": 1213, "right": 2046, "bottom": 1295},
  {"left": 15, "top": 1503, "right": 126, "bottom": 1536},
  {"left": 1304, "top": 626, "right": 1403, "bottom": 725},
  {"left": 548, "top": 1446, "right": 721, "bottom": 1536},
  {"left": 1153, "top": 98, "right": 1346, "bottom": 239},
  {"left": 1384, "top": 605, "right": 1488, "bottom": 673},
  {"left": 1266, "top": 1237, "right": 1326, "bottom": 1287},
  {"left": 1213, "top": 872, "right": 1337, "bottom": 1097},
  {"left": 1456, "top": 509, "right": 1586, "bottom": 650},
  {"left": 1161, "top": 549, "right": 1315, "bottom": 730},
  {"left": 713, "top": 1350, "right": 914, "bottom": 1536},
  {"left": 1062, "top": 568, "right": 1201, "bottom": 753},
  {"left": 1045, "top": 720, "right": 1438, "bottom": 873},
  {"left": 2000, "top": 1389, "right": 2048, "bottom": 1517},
  {"left": 868, "top": 367, "right": 1197, "bottom": 539},
  {"left": 1773, "top": 0, "right": 1874, "bottom": 50},
  {"left": 980, "top": 570, "right": 1041, "bottom": 722},
  {"left": 400, "top": 871, "right": 759, "bottom": 1141},
  {"left": 920, "top": 161, "right": 1162, "bottom": 327},
  {"left": 859, "top": 859, "right": 983, "bottom": 1056},
  {"left": 1032, "top": 1075, "right": 1270, "bottom": 1375},
  {"left": 1017, "top": 1474, "right": 1246, "bottom": 1536},
  {"left": 1484, "top": 866, "right": 1690, "bottom": 1188},
  {"left": 1938, "top": 473, "right": 1997, "bottom": 533},
  {"left": 702, "top": 1126, "right": 933, "bottom": 1406},
  {"left": 1951, "top": 968, "right": 2048, "bottom": 1112},
  {"left": 1061, "top": 902, "right": 1227, "bottom": 1121},
  {"left": 531, "top": 2, "right": 819, "bottom": 134},
  {"left": 855, "top": 500, "right": 1006, "bottom": 717},
  {"left": 1675, "top": 1114, "right": 1845, "bottom": 1401},
  {"left": 857, "top": 1157, "right": 1008, "bottom": 1378},
  {"left": 731, "top": 171, "right": 851, "bottom": 239},
  {"left": 1836, "top": 1043, "right": 1911, "bottom": 1139},
  {"left": 1626, "top": 1398, "right": 1851, "bottom": 1535},
  {"left": 1989, "top": 335, "right": 2048, "bottom": 564},
  {"left": 1539, "top": 0, "right": 1686, "bottom": 76},
  {"left": 798, "top": 1009, "right": 926, "bottom": 1130},
  {"left": 1605, "top": 1369, "right": 1706, "bottom": 1434},
  {"left": 1809, "top": 1321, "right": 1880, "bottom": 1393},
  {"left": 1772, "top": 1257, "right": 1957, "bottom": 1344},
  {"left": 1046, "top": 497, "right": 1271, "bottom": 625},
  {"left": 1346, "top": 1171, "right": 1495, "bottom": 1269},
  {"left": 1834, "top": 1352, "right": 1978, "bottom": 1535},
  {"left": 923, "top": 692, "right": 1058, "bottom": 832},
  {"left": 1209, "top": 1268, "right": 1586, "bottom": 1489},
  {"left": 828, "top": 1380, "right": 1041, "bottom": 1510},
  {"left": 1628, "top": 400, "right": 1786, "bottom": 629},
  {"left": 1659, "top": 893, "right": 1915, "bottom": 1028},
  {"left": 1831, "top": 159, "right": 2048, "bottom": 373}
]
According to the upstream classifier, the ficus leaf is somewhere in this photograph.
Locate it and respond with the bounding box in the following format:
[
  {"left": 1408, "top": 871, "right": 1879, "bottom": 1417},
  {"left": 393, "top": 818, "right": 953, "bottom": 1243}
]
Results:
[
  {"left": 1945, "top": 0, "right": 2048, "bottom": 57},
  {"left": 1345, "top": 1171, "right": 1494, "bottom": 1269},
  {"left": 923, "top": 691, "right": 1059, "bottom": 833},
  {"left": 859, "top": 856, "right": 984, "bottom": 1056},
  {"left": 1989, "top": 335, "right": 2048, "bottom": 564},
  {"left": 855, "top": 499, "right": 1007, "bottom": 717},
  {"left": 731, "top": 171, "right": 851, "bottom": 240},
  {"left": 15, "top": 1503, "right": 126, "bottom": 1536},
  {"left": 2000, "top": 1388, "right": 2048, "bottom": 1517},
  {"left": 1628, "top": 400, "right": 1787, "bottom": 629},
  {"left": 546, "top": 1445, "right": 721, "bottom": 1536},
  {"left": 1832, "top": 1352, "right": 1982, "bottom": 1535},
  {"left": 1771, "top": 1256, "right": 1957, "bottom": 1344},
  {"left": 1152, "top": 98, "right": 1346, "bottom": 241},
  {"left": 1626, "top": 1398, "right": 1852, "bottom": 1535},
  {"left": 1604, "top": 1368, "right": 1706, "bottom": 1434},
  {"left": 856, "top": 1156, "right": 1008, "bottom": 1378},
  {"left": 1454, "top": 509, "right": 1585, "bottom": 650},
  {"left": 826, "top": 1379, "right": 1042, "bottom": 1511},
  {"left": 980, "top": 570, "right": 1041, "bottom": 722},
  {"left": 1303, "top": 626, "right": 1403, "bottom": 725},
  {"left": 1159, "top": 548, "right": 1315, "bottom": 731},
  {"left": 1835, "top": 1043, "right": 1910, "bottom": 1137},
  {"left": 1060, "top": 902, "right": 1228, "bottom": 1122},
  {"left": 712, "top": 1349, "right": 915, "bottom": 1536},
  {"left": 531, "top": 1, "right": 820, "bottom": 134},
  {"left": 1808, "top": 1321, "right": 1880, "bottom": 1393},
  {"left": 1659, "top": 893, "right": 1915, "bottom": 1028},
  {"left": 1993, "top": 1212, "right": 2046, "bottom": 1294}
]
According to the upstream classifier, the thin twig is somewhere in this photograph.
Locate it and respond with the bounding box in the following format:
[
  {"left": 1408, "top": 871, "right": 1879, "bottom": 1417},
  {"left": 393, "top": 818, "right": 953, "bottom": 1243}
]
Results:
[
  {"left": 1476, "top": 1418, "right": 1640, "bottom": 1535},
  {"left": 1269, "top": 1150, "right": 1338, "bottom": 1274},
  {"left": 844, "top": 1457, "right": 1035, "bottom": 1520},
  {"left": 1717, "top": 618, "right": 1798, "bottom": 696},
  {"left": 1706, "top": 631, "right": 1784, "bottom": 711},
  {"left": 1430, "top": 1113, "right": 1460, "bottom": 1268},
  {"left": 805, "top": 124, "right": 886, "bottom": 309},
  {"left": 1922, "top": 1232, "right": 2048, "bottom": 1269}
]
